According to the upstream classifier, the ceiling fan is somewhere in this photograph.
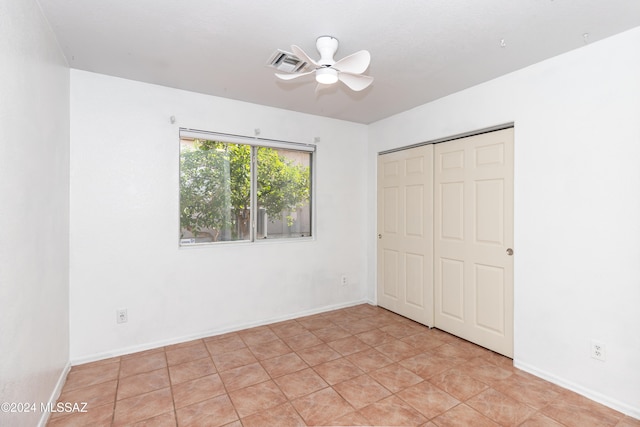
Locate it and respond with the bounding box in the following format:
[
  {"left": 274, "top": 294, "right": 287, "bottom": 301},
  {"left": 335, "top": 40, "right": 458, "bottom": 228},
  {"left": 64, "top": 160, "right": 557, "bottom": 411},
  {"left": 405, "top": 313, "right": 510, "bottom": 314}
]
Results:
[{"left": 274, "top": 36, "right": 373, "bottom": 92}]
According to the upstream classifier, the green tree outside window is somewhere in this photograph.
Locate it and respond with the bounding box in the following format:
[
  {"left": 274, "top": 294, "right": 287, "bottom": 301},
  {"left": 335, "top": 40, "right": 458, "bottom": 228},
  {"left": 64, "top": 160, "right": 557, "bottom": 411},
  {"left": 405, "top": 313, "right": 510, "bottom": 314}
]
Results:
[{"left": 180, "top": 139, "right": 311, "bottom": 243}]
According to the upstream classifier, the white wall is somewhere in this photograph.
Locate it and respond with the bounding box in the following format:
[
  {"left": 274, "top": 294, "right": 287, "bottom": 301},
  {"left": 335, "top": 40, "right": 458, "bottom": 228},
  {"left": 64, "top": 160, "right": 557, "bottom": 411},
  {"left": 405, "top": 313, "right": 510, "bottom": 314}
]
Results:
[
  {"left": 0, "top": 0, "right": 70, "bottom": 426},
  {"left": 367, "top": 27, "right": 640, "bottom": 417},
  {"left": 69, "top": 70, "right": 369, "bottom": 361}
]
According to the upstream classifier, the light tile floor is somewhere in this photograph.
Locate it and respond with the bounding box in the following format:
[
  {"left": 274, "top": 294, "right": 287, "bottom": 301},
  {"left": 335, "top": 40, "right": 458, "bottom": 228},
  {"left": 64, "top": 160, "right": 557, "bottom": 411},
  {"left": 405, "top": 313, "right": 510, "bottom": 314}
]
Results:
[{"left": 47, "top": 304, "right": 639, "bottom": 426}]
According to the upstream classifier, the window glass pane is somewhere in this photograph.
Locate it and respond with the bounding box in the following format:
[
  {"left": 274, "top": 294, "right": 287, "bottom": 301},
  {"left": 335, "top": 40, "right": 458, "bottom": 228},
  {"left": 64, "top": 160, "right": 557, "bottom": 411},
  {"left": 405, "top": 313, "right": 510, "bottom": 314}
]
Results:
[
  {"left": 180, "top": 138, "right": 251, "bottom": 243},
  {"left": 256, "top": 147, "right": 311, "bottom": 239}
]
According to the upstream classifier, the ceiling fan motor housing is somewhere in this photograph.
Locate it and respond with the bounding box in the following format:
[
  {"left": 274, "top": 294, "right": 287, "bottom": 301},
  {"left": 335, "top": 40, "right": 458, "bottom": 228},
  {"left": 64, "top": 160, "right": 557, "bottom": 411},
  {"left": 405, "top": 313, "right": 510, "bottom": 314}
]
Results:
[{"left": 316, "top": 36, "right": 339, "bottom": 66}]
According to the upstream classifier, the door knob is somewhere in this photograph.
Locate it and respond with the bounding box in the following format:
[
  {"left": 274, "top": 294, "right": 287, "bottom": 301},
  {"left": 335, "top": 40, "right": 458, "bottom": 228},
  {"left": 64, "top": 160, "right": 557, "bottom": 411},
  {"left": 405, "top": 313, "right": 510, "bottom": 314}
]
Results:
[
  {"left": 378, "top": 234, "right": 382, "bottom": 239},
  {"left": 506, "top": 248, "right": 513, "bottom": 256}
]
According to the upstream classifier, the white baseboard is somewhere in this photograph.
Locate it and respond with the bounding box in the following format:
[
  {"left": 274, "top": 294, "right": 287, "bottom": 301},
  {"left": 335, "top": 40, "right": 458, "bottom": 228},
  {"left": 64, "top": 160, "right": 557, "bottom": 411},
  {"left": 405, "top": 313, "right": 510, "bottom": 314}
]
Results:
[
  {"left": 514, "top": 360, "right": 640, "bottom": 420},
  {"left": 71, "top": 299, "right": 369, "bottom": 365},
  {"left": 38, "top": 361, "right": 72, "bottom": 427}
]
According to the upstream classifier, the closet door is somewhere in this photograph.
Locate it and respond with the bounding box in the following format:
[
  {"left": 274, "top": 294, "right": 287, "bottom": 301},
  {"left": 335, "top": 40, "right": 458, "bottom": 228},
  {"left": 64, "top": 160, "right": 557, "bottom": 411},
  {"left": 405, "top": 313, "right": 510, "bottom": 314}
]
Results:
[
  {"left": 434, "top": 128, "right": 514, "bottom": 357},
  {"left": 377, "top": 145, "right": 434, "bottom": 326}
]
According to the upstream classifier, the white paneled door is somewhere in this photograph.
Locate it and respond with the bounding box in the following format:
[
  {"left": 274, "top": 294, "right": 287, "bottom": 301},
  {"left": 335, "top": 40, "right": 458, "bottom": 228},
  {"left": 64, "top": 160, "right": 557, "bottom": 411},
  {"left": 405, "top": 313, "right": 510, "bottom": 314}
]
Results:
[
  {"left": 434, "top": 128, "right": 514, "bottom": 357},
  {"left": 377, "top": 145, "right": 434, "bottom": 327},
  {"left": 377, "top": 128, "right": 514, "bottom": 357}
]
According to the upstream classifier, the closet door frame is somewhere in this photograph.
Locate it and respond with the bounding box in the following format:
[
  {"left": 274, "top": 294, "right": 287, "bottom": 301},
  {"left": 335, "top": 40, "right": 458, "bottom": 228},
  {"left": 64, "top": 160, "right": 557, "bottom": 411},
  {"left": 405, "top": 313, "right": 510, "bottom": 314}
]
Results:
[{"left": 376, "top": 125, "right": 514, "bottom": 358}]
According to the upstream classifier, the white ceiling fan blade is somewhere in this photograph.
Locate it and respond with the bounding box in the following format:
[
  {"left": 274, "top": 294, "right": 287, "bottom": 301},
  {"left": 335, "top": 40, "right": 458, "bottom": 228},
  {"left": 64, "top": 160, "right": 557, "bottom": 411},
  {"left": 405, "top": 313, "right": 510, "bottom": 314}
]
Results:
[
  {"left": 291, "top": 45, "right": 319, "bottom": 68},
  {"left": 275, "top": 70, "right": 315, "bottom": 80},
  {"left": 333, "top": 50, "right": 371, "bottom": 74},
  {"left": 338, "top": 73, "right": 374, "bottom": 91}
]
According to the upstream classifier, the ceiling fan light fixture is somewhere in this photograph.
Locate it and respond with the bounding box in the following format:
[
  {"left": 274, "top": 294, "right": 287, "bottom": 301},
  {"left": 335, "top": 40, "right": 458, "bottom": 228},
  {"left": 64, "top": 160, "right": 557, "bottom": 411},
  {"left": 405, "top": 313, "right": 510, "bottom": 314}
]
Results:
[{"left": 316, "top": 67, "right": 338, "bottom": 84}]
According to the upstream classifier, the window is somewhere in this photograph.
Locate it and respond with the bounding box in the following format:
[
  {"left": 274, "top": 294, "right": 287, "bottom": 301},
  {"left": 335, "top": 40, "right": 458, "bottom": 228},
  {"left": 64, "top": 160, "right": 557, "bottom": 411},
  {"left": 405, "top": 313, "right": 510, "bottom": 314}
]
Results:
[{"left": 179, "top": 129, "right": 313, "bottom": 245}]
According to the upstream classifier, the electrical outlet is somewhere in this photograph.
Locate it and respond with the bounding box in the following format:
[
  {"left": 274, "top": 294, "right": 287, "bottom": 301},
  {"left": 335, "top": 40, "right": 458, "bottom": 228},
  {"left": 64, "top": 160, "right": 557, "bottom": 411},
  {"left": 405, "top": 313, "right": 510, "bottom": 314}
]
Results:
[
  {"left": 116, "top": 309, "right": 128, "bottom": 324},
  {"left": 340, "top": 275, "right": 348, "bottom": 286},
  {"left": 591, "top": 340, "right": 606, "bottom": 361}
]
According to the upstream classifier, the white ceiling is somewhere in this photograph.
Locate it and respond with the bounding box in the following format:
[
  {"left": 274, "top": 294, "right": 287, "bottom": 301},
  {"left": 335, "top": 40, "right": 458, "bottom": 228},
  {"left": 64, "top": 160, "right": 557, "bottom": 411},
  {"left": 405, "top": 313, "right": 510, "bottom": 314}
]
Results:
[{"left": 37, "top": 0, "right": 640, "bottom": 124}]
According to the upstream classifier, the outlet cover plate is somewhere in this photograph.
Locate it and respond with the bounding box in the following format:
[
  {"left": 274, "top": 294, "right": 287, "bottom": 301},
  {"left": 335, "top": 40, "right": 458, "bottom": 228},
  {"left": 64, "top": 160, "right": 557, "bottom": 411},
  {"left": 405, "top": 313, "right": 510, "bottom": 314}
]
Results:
[
  {"left": 117, "top": 309, "right": 128, "bottom": 324},
  {"left": 591, "top": 340, "right": 606, "bottom": 361}
]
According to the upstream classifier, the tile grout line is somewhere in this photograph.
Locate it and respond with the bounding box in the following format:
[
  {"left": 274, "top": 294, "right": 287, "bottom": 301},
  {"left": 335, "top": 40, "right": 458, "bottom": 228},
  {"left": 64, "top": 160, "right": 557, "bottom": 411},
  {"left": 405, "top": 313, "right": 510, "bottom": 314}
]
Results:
[
  {"left": 163, "top": 348, "right": 178, "bottom": 427},
  {"left": 111, "top": 357, "right": 121, "bottom": 426}
]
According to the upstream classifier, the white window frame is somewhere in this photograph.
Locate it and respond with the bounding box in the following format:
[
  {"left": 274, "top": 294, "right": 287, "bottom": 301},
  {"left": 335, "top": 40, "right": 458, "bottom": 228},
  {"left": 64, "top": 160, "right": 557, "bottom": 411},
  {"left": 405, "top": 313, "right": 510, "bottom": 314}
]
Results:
[{"left": 179, "top": 128, "right": 316, "bottom": 246}]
